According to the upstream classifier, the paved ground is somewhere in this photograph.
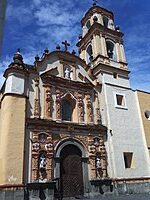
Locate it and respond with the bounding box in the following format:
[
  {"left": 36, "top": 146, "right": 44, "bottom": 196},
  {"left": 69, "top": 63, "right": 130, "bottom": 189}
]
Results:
[{"left": 83, "top": 194, "right": 150, "bottom": 200}]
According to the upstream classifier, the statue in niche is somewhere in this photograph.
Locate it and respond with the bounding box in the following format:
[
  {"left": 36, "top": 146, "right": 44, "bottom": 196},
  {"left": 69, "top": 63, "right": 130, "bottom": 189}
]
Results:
[
  {"left": 39, "top": 153, "right": 47, "bottom": 182},
  {"left": 39, "top": 154, "right": 47, "bottom": 169},
  {"left": 64, "top": 67, "right": 72, "bottom": 79},
  {"left": 95, "top": 154, "right": 103, "bottom": 178}
]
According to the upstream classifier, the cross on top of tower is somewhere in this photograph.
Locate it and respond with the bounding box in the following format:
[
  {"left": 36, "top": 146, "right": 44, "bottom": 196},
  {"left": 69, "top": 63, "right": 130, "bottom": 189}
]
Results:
[{"left": 62, "top": 40, "right": 70, "bottom": 52}]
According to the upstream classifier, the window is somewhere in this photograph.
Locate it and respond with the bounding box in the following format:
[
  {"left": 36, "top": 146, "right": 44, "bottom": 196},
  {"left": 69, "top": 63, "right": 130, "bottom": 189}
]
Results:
[
  {"left": 113, "top": 72, "right": 118, "bottom": 79},
  {"left": 145, "top": 110, "right": 150, "bottom": 120},
  {"left": 114, "top": 93, "right": 127, "bottom": 109},
  {"left": 106, "top": 41, "right": 117, "bottom": 61},
  {"left": 103, "top": 16, "right": 109, "bottom": 28},
  {"left": 123, "top": 152, "right": 133, "bottom": 168},
  {"left": 86, "top": 20, "right": 91, "bottom": 30},
  {"left": 86, "top": 44, "right": 93, "bottom": 63},
  {"left": 116, "top": 94, "right": 125, "bottom": 106},
  {"left": 62, "top": 99, "right": 72, "bottom": 121}
]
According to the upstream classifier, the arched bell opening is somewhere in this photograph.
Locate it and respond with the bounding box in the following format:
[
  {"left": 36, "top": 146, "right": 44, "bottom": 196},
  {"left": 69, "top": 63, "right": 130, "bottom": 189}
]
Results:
[
  {"left": 106, "top": 40, "right": 117, "bottom": 61},
  {"left": 86, "top": 44, "right": 93, "bottom": 64}
]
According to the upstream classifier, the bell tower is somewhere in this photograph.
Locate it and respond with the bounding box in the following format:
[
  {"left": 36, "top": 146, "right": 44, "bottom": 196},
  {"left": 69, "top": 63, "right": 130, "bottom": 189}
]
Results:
[
  {"left": 77, "top": 2, "right": 150, "bottom": 180},
  {"left": 77, "top": 2, "right": 128, "bottom": 76}
]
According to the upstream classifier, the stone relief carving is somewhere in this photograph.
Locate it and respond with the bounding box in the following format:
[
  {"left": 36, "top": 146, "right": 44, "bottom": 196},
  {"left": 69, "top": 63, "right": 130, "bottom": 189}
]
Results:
[
  {"left": 88, "top": 135, "right": 107, "bottom": 179},
  {"left": 77, "top": 92, "right": 84, "bottom": 122},
  {"left": 86, "top": 93, "right": 93, "bottom": 123},
  {"left": 34, "top": 78, "right": 40, "bottom": 118},
  {"left": 31, "top": 132, "right": 53, "bottom": 182},
  {"left": 45, "top": 87, "right": 52, "bottom": 119},
  {"left": 56, "top": 89, "right": 61, "bottom": 120},
  {"left": 95, "top": 93, "right": 102, "bottom": 124}
]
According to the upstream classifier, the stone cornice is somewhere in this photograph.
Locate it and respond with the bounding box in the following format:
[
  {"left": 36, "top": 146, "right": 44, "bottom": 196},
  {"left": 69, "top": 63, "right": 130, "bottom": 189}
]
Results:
[
  {"left": 81, "top": 6, "right": 114, "bottom": 26},
  {"left": 3, "top": 66, "right": 29, "bottom": 78},
  {"left": 77, "top": 23, "right": 124, "bottom": 49},
  {"left": 36, "top": 51, "right": 87, "bottom": 70},
  {"left": 26, "top": 118, "right": 107, "bottom": 133},
  {"left": 92, "top": 62, "right": 130, "bottom": 78},
  {"left": 41, "top": 74, "right": 94, "bottom": 90}
]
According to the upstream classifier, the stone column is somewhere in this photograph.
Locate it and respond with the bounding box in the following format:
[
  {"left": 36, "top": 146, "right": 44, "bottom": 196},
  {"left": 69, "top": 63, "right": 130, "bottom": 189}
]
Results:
[
  {"left": 115, "top": 42, "right": 122, "bottom": 62},
  {"left": 95, "top": 93, "right": 101, "bottom": 124},
  {"left": 120, "top": 43, "right": 127, "bottom": 63},
  {"left": 100, "top": 34, "right": 107, "bottom": 57},
  {"left": 44, "top": 86, "right": 52, "bottom": 119},
  {"left": 34, "top": 78, "right": 40, "bottom": 118},
  {"left": 86, "top": 93, "right": 93, "bottom": 123},
  {"left": 56, "top": 89, "right": 61, "bottom": 120},
  {"left": 77, "top": 92, "right": 84, "bottom": 123},
  {"left": 99, "top": 138, "right": 107, "bottom": 178},
  {"left": 93, "top": 34, "right": 101, "bottom": 56}
]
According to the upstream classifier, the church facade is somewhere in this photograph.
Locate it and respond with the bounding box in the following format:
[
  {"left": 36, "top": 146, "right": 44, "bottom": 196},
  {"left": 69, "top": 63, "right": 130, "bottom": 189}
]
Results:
[{"left": 0, "top": 3, "right": 150, "bottom": 200}]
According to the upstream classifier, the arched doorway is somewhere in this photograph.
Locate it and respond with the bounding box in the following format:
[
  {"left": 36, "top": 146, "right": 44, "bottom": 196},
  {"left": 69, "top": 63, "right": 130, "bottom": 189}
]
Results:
[{"left": 60, "top": 144, "right": 84, "bottom": 197}]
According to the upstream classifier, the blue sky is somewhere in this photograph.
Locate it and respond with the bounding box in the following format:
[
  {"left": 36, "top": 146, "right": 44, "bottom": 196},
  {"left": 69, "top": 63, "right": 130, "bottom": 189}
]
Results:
[{"left": 0, "top": 0, "right": 150, "bottom": 92}]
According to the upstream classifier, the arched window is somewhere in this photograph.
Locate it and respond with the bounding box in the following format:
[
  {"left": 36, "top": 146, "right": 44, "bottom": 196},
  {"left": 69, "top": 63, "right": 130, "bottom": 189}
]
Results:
[
  {"left": 62, "top": 99, "right": 72, "bottom": 121},
  {"left": 103, "top": 16, "right": 109, "bottom": 28},
  {"left": 86, "top": 20, "right": 91, "bottom": 30},
  {"left": 86, "top": 44, "right": 93, "bottom": 63},
  {"left": 106, "top": 40, "right": 117, "bottom": 61}
]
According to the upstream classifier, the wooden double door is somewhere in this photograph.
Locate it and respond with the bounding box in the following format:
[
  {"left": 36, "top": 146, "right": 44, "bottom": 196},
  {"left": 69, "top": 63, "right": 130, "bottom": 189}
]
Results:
[{"left": 60, "top": 144, "right": 84, "bottom": 197}]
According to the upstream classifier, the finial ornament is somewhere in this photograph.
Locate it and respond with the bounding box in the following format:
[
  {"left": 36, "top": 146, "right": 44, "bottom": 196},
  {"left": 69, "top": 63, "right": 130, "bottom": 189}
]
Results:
[
  {"left": 62, "top": 40, "right": 70, "bottom": 52},
  {"left": 93, "top": 0, "right": 98, "bottom": 6}
]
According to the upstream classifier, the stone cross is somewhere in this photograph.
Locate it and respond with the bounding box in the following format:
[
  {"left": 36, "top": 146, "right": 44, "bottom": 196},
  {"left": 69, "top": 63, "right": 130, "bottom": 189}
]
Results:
[{"left": 62, "top": 40, "right": 70, "bottom": 51}]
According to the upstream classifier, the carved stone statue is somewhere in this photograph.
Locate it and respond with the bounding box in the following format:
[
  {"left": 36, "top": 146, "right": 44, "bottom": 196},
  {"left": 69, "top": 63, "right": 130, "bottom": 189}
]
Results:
[
  {"left": 39, "top": 154, "right": 47, "bottom": 169},
  {"left": 64, "top": 67, "right": 72, "bottom": 79},
  {"left": 96, "top": 156, "right": 102, "bottom": 178}
]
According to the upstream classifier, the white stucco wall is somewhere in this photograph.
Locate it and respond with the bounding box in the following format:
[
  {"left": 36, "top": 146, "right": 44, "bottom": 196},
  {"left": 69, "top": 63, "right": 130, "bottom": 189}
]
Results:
[
  {"left": 5, "top": 74, "right": 25, "bottom": 95},
  {"left": 102, "top": 82, "right": 150, "bottom": 178}
]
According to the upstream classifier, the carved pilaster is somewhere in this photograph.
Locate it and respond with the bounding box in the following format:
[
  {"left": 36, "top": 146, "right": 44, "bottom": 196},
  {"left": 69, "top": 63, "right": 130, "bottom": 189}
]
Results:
[
  {"left": 34, "top": 78, "right": 40, "bottom": 118},
  {"left": 45, "top": 86, "right": 52, "bottom": 119},
  {"left": 32, "top": 155, "right": 39, "bottom": 181},
  {"left": 56, "top": 89, "right": 61, "bottom": 120},
  {"left": 86, "top": 93, "right": 93, "bottom": 123},
  {"left": 95, "top": 93, "right": 102, "bottom": 124},
  {"left": 77, "top": 92, "right": 84, "bottom": 123}
]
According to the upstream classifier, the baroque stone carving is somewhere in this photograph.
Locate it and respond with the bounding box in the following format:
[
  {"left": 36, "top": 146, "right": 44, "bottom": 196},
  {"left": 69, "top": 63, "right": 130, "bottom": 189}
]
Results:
[
  {"left": 45, "top": 87, "right": 52, "bottom": 119},
  {"left": 77, "top": 92, "right": 84, "bottom": 122},
  {"left": 56, "top": 89, "right": 61, "bottom": 120},
  {"left": 88, "top": 135, "right": 107, "bottom": 179},
  {"left": 95, "top": 93, "right": 102, "bottom": 124},
  {"left": 31, "top": 132, "right": 53, "bottom": 182},
  {"left": 86, "top": 93, "right": 93, "bottom": 123},
  {"left": 34, "top": 78, "right": 40, "bottom": 118}
]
